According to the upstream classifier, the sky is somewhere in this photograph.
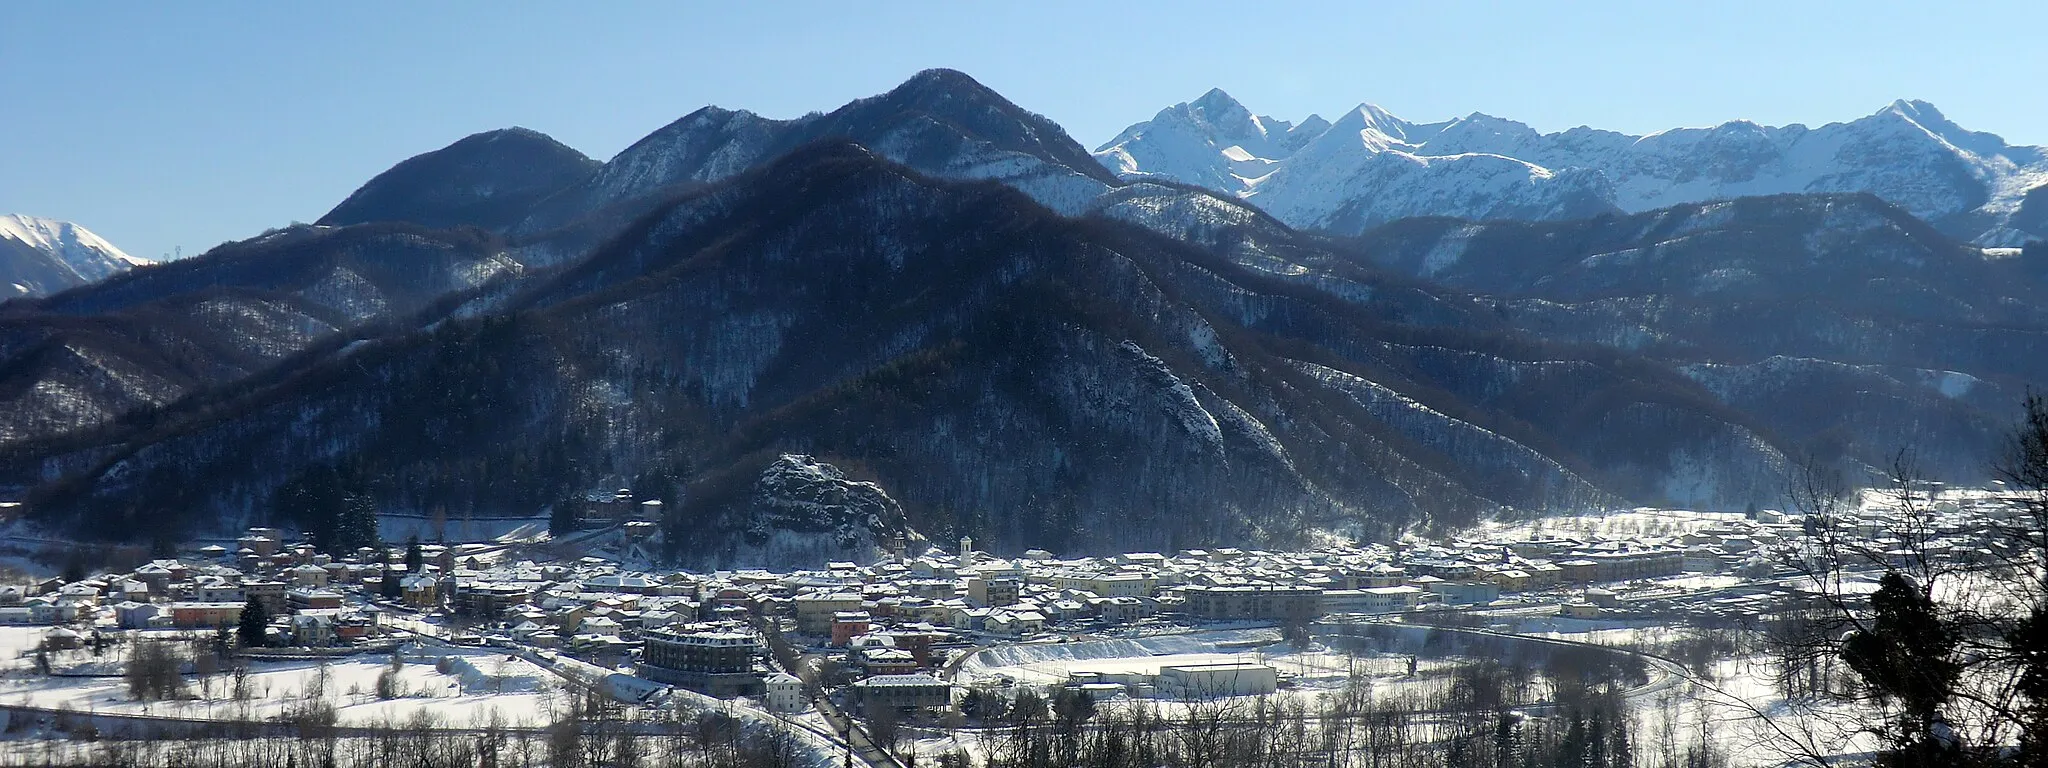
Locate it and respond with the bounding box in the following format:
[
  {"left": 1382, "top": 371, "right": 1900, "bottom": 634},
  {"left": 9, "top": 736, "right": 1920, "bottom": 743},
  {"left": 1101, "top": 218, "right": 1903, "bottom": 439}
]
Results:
[{"left": 2, "top": 0, "right": 2043, "bottom": 262}]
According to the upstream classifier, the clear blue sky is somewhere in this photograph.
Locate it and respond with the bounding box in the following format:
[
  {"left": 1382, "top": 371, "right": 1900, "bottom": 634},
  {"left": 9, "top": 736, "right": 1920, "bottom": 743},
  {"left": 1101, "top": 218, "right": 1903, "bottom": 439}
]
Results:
[{"left": 3, "top": 1, "right": 2041, "bottom": 261}]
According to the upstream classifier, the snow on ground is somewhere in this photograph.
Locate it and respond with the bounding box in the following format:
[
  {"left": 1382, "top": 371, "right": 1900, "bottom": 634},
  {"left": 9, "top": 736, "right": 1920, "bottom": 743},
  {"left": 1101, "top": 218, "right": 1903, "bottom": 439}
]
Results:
[
  {"left": 0, "top": 642, "right": 563, "bottom": 728},
  {"left": 1475, "top": 507, "right": 1751, "bottom": 542},
  {"left": 959, "top": 627, "right": 1467, "bottom": 701}
]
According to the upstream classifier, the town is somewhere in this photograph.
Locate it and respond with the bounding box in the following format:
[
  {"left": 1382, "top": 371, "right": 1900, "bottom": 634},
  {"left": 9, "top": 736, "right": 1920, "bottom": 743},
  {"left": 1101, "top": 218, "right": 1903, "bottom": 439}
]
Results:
[{"left": 0, "top": 482, "right": 2031, "bottom": 767}]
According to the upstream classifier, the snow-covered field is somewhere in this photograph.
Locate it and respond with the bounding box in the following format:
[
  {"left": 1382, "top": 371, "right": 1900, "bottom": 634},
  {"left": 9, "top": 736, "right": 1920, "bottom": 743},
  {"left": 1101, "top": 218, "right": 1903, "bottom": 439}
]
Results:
[{"left": 0, "top": 629, "right": 563, "bottom": 728}]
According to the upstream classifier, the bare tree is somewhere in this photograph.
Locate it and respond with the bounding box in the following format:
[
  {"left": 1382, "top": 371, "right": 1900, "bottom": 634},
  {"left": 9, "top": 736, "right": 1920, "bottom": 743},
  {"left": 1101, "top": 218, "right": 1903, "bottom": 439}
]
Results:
[{"left": 125, "top": 639, "right": 185, "bottom": 702}]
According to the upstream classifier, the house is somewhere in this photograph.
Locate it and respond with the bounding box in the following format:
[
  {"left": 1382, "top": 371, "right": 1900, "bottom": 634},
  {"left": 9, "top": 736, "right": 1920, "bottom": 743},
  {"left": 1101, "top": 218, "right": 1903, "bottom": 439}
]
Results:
[
  {"left": 1089, "top": 596, "right": 1154, "bottom": 624},
  {"left": 764, "top": 672, "right": 805, "bottom": 713},
  {"left": 115, "top": 602, "right": 162, "bottom": 630},
  {"left": 288, "top": 564, "right": 330, "bottom": 588},
  {"left": 400, "top": 575, "right": 438, "bottom": 609},
  {"left": 57, "top": 584, "right": 101, "bottom": 607},
  {"left": 291, "top": 613, "right": 337, "bottom": 646},
  {"left": 133, "top": 564, "right": 175, "bottom": 594},
  {"left": 985, "top": 609, "right": 1044, "bottom": 636},
  {"left": 43, "top": 627, "right": 84, "bottom": 651}
]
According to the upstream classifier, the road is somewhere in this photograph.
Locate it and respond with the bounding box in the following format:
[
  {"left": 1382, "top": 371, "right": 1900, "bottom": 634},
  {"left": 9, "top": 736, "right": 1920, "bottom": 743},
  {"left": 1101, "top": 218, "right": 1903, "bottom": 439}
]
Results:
[{"left": 814, "top": 694, "right": 903, "bottom": 768}]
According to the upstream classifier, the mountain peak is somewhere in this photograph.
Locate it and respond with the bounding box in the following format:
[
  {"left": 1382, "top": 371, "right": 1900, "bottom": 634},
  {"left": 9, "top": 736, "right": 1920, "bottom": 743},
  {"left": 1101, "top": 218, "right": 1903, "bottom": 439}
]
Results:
[
  {"left": 902, "top": 67, "right": 978, "bottom": 88},
  {"left": 1884, "top": 98, "right": 1944, "bottom": 121},
  {"left": 1325, "top": 103, "right": 1415, "bottom": 148},
  {"left": 1191, "top": 87, "right": 1247, "bottom": 115},
  {"left": 1346, "top": 103, "right": 1408, "bottom": 131},
  {"left": 886, "top": 67, "right": 997, "bottom": 104}
]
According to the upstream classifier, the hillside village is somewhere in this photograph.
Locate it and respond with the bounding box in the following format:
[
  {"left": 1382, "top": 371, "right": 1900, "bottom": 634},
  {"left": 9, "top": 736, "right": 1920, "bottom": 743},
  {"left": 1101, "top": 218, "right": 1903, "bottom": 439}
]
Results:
[{"left": 0, "top": 483, "right": 2029, "bottom": 730}]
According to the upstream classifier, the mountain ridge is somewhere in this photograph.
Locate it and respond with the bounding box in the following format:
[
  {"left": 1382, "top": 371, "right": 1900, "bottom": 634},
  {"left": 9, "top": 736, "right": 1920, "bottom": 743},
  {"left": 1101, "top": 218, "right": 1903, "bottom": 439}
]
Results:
[
  {"left": 1098, "top": 91, "right": 2048, "bottom": 244},
  {"left": 4, "top": 142, "right": 1795, "bottom": 562}
]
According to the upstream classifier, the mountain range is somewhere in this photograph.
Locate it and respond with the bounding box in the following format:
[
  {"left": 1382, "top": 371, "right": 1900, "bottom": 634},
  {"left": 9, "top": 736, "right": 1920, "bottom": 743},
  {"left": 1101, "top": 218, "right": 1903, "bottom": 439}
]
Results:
[
  {"left": 3, "top": 69, "right": 2045, "bottom": 565},
  {"left": 1096, "top": 89, "right": 2048, "bottom": 244}
]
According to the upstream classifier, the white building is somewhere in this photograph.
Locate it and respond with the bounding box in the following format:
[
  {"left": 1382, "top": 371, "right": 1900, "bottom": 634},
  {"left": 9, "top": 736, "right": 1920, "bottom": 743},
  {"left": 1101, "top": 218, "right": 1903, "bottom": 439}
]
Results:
[
  {"left": 764, "top": 672, "right": 805, "bottom": 713},
  {"left": 1157, "top": 662, "right": 1277, "bottom": 698}
]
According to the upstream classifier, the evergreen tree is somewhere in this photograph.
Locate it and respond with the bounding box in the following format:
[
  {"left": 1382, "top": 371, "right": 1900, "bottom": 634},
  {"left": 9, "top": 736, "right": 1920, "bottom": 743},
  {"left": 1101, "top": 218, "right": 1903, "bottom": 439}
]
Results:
[
  {"left": 405, "top": 537, "right": 425, "bottom": 574},
  {"left": 275, "top": 465, "right": 380, "bottom": 554},
  {"left": 60, "top": 551, "right": 87, "bottom": 584},
  {"left": 549, "top": 498, "right": 580, "bottom": 538},
  {"left": 1841, "top": 572, "right": 1959, "bottom": 748},
  {"left": 236, "top": 597, "right": 269, "bottom": 649}
]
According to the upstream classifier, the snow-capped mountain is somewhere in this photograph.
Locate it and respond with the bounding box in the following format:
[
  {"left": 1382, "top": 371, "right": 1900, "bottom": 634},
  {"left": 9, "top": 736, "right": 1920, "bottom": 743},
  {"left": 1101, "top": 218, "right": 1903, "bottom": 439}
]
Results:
[
  {"left": 1095, "top": 88, "right": 1329, "bottom": 194},
  {"left": 0, "top": 215, "right": 148, "bottom": 298},
  {"left": 1098, "top": 92, "right": 2048, "bottom": 243}
]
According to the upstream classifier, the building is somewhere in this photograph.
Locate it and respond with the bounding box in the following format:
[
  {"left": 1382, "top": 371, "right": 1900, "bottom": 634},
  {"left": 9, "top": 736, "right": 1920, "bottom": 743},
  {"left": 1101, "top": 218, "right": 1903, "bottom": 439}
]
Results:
[
  {"left": 967, "top": 577, "right": 1019, "bottom": 607},
  {"left": 287, "top": 588, "right": 344, "bottom": 612},
  {"left": 764, "top": 672, "right": 805, "bottom": 713},
  {"left": 831, "top": 611, "right": 872, "bottom": 647},
  {"left": 243, "top": 581, "right": 288, "bottom": 615},
  {"left": 453, "top": 582, "right": 531, "bottom": 620},
  {"left": 638, "top": 625, "right": 764, "bottom": 698},
  {"left": 1157, "top": 663, "right": 1277, "bottom": 698},
  {"left": 400, "top": 575, "right": 439, "bottom": 609},
  {"left": 861, "top": 648, "right": 920, "bottom": 675},
  {"left": 115, "top": 601, "right": 163, "bottom": 630},
  {"left": 169, "top": 602, "right": 244, "bottom": 628},
  {"left": 1088, "top": 574, "right": 1153, "bottom": 598},
  {"left": 291, "top": 613, "right": 337, "bottom": 646},
  {"left": 1433, "top": 581, "right": 1501, "bottom": 606},
  {"left": 1320, "top": 585, "right": 1422, "bottom": 614},
  {"left": 1179, "top": 585, "right": 1323, "bottom": 623},
  {"left": 985, "top": 609, "right": 1045, "bottom": 636},
  {"left": 1090, "top": 596, "right": 1155, "bottom": 623},
  {"left": 852, "top": 673, "right": 952, "bottom": 712},
  {"left": 288, "top": 564, "right": 331, "bottom": 588},
  {"left": 1584, "top": 549, "right": 1684, "bottom": 582},
  {"left": 794, "top": 592, "right": 864, "bottom": 634}
]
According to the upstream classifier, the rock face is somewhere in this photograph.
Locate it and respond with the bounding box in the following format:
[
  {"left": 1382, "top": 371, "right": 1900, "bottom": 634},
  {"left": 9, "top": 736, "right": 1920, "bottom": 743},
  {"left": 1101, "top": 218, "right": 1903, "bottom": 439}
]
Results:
[
  {"left": 725, "top": 454, "right": 915, "bottom": 568},
  {"left": 1099, "top": 92, "right": 2048, "bottom": 243},
  {"left": 0, "top": 215, "right": 147, "bottom": 299}
]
